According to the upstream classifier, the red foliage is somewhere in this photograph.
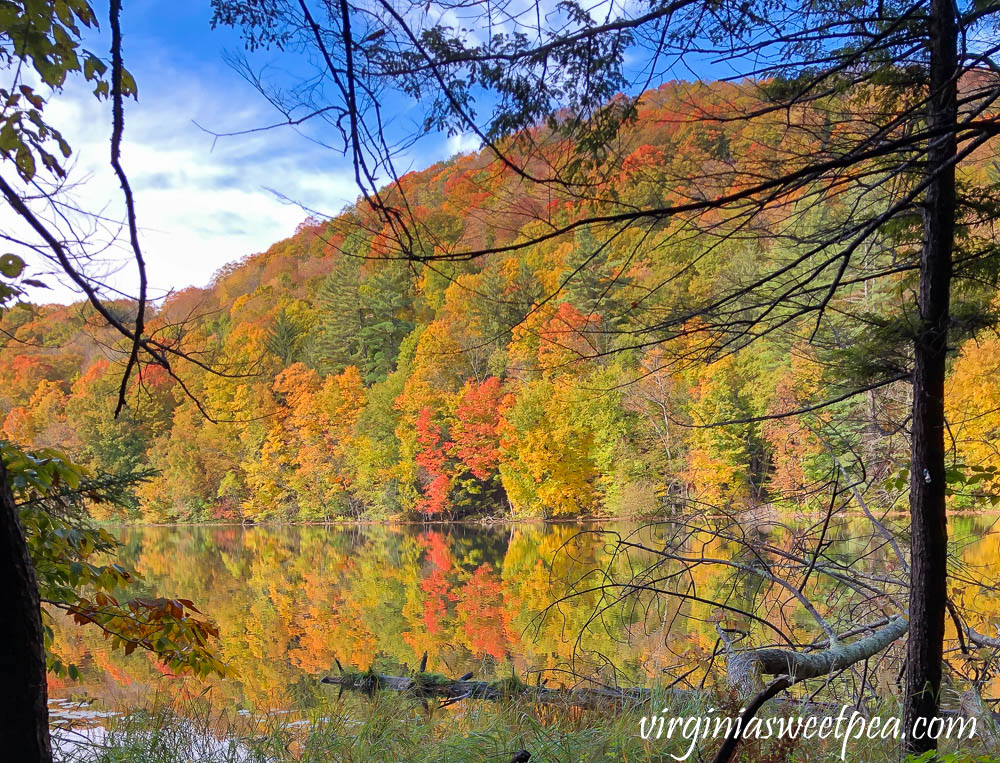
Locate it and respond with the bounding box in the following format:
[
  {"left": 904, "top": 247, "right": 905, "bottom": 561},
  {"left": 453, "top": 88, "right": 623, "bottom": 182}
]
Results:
[
  {"left": 455, "top": 563, "right": 512, "bottom": 660},
  {"left": 621, "top": 143, "right": 667, "bottom": 175},
  {"left": 136, "top": 363, "right": 173, "bottom": 390},
  {"left": 452, "top": 377, "right": 503, "bottom": 480},
  {"left": 414, "top": 407, "right": 453, "bottom": 515},
  {"left": 421, "top": 531, "right": 452, "bottom": 573},
  {"left": 419, "top": 532, "right": 453, "bottom": 634},
  {"left": 537, "top": 302, "right": 601, "bottom": 367},
  {"left": 75, "top": 359, "right": 110, "bottom": 390}
]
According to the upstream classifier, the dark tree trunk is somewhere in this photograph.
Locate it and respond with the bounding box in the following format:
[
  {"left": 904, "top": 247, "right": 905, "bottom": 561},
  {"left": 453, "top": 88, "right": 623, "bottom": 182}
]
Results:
[
  {"left": 0, "top": 461, "right": 52, "bottom": 762},
  {"left": 903, "top": 0, "right": 958, "bottom": 753}
]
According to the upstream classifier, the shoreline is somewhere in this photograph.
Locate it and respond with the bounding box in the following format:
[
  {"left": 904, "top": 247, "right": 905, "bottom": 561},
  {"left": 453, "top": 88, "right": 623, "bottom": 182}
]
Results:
[{"left": 95, "top": 507, "right": 1000, "bottom": 529}]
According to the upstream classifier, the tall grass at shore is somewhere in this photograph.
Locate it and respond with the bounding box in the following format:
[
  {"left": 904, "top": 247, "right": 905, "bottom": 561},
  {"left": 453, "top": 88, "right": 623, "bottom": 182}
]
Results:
[{"left": 51, "top": 691, "right": 998, "bottom": 763}]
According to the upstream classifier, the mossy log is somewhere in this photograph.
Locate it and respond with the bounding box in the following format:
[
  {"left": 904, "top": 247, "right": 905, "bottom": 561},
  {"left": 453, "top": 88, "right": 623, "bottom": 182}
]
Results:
[
  {"left": 321, "top": 619, "right": 909, "bottom": 712},
  {"left": 320, "top": 669, "right": 657, "bottom": 708}
]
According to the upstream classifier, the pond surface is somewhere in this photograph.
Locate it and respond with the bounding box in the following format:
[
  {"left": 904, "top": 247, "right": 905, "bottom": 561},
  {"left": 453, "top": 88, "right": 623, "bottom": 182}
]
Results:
[{"left": 46, "top": 516, "right": 1000, "bottom": 719}]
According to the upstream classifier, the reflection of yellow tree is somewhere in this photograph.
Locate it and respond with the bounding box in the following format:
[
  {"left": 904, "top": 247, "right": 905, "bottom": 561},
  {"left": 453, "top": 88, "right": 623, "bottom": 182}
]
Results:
[
  {"left": 48, "top": 519, "right": 994, "bottom": 717},
  {"left": 950, "top": 517, "right": 1000, "bottom": 696},
  {"left": 501, "top": 525, "right": 651, "bottom": 677}
]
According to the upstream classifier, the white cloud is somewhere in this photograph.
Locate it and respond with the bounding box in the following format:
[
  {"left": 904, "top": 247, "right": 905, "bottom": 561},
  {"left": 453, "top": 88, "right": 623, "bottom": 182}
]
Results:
[
  {"left": 3, "top": 10, "right": 522, "bottom": 307},
  {"left": 446, "top": 132, "right": 482, "bottom": 156},
  {"left": 7, "top": 59, "right": 361, "bottom": 305}
]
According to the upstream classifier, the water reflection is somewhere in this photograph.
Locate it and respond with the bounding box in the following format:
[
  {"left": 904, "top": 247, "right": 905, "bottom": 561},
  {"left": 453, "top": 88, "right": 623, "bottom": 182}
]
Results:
[{"left": 46, "top": 516, "right": 1000, "bottom": 716}]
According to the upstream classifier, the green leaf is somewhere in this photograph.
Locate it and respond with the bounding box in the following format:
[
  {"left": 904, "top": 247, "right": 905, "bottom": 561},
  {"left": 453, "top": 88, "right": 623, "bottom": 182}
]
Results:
[
  {"left": 15, "top": 145, "right": 36, "bottom": 180},
  {"left": 944, "top": 468, "right": 965, "bottom": 484},
  {"left": 0, "top": 253, "right": 25, "bottom": 278},
  {"left": 120, "top": 69, "right": 138, "bottom": 98},
  {"left": 0, "top": 123, "right": 19, "bottom": 152},
  {"left": 83, "top": 54, "right": 106, "bottom": 81}
]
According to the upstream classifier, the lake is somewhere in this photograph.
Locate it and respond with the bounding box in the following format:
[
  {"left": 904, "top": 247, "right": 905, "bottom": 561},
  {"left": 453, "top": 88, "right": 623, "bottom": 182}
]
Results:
[{"left": 46, "top": 515, "right": 1000, "bottom": 725}]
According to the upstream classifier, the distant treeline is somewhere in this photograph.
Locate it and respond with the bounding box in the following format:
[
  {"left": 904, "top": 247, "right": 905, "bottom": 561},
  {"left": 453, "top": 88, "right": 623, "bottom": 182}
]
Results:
[{"left": 2, "top": 80, "right": 998, "bottom": 521}]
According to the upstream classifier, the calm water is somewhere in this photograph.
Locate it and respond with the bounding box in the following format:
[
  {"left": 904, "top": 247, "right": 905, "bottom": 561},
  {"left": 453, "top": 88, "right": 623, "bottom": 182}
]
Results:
[{"left": 46, "top": 517, "right": 1000, "bottom": 719}]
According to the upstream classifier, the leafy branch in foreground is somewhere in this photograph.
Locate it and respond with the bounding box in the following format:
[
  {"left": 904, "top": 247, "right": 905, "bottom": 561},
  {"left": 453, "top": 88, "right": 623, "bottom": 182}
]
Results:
[{"left": 2, "top": 441, "right": 227, "bottom": 680}]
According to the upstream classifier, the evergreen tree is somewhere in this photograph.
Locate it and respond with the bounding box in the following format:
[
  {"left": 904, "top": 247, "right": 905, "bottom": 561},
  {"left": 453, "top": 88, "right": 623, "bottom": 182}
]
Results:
[
  {"left": 357, "top": 263, "right": 415, "bottom": 383},
  {"left": 264, "top": 307, "right": 305, "bottom": 367},
  {"left": 313, "top": 257, "right": 365, "bottom": 375},
  {"left": 563, "top": 228, "right": 634, "bottom": 354}
]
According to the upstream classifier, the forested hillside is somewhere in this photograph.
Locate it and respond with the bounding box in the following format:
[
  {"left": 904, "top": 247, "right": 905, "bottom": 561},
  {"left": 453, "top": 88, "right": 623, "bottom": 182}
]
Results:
[{"left": 3, "top": 79, "right": 998, "bottom": 522}]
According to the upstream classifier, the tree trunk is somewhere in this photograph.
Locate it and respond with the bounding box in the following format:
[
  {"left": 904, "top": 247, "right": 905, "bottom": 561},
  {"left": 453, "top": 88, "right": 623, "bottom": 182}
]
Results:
[
  {"left": 904, "top": 0, "right": 958, "bottom": 753},
  {"left": 0, "top": 461, "right": 52, "bottom": 762}
]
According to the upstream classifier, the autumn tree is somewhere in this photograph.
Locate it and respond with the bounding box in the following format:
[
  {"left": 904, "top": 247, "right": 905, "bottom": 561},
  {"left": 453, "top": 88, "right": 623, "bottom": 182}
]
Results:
[
  {"left": 212, "top": 0, "right": 1000, "bottom": 750},
  {"left": 1, "top": 0, "right": 238, "bottom": 756},
  {"left": 410, "top": 377, "right": 506, "bottom": 516}
]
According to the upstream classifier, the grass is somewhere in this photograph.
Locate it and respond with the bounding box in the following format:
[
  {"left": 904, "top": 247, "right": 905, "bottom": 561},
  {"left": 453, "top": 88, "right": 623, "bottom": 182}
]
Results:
[{"left": 51, "top": 690, "right": 1000, "bottom": 763}]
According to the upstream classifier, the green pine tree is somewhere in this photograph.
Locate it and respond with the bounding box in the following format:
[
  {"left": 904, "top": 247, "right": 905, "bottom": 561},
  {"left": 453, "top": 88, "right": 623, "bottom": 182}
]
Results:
[
  {"left": 357, "top": 263, "right": 415, "bottom": 383},
  {"left": 264, "top": 307, "right": 305, "bottom": 366},
  {"left": 563, "top": 228, "right": 634, "bottom": 353},
  {"left": 313, "top": 257, "right": 365, "bottom": 375}
]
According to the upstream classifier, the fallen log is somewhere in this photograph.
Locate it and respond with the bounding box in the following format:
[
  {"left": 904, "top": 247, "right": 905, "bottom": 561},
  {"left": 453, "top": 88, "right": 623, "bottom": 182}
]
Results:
[
  {"left": 320, "top": 669, "right": 657, "bottom": 708},
  {"left": 317, "top": 668, "right": 883, "bottom": 716},
  {"left": 710, "top": 616, "right": 909, "bottom": 763},
  {"left": 321, "top": 619, "right": 908, "bottom": 713},
  {"left": 725, "top": 615, "right": 909, "bottom": 696}
]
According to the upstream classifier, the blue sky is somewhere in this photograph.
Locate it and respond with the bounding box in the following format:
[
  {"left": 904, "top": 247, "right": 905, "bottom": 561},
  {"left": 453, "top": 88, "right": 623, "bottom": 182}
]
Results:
[
  {"left": 18, "top": 0, "right": 476, "bottom": 303},
  {"left": 13, "top": 0, "right": 734, "bottom": 305}
]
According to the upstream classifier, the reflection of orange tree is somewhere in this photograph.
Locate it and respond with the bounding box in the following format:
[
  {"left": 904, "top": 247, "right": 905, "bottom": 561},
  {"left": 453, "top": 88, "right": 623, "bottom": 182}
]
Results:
[
  {"left": 403, "top": 530, "right": 485, "bottom": 662},
  {"left": 454, "top": 563, "right": 516, "bottom": 661},
  {"left": 419, "top": 531, "right": 452, "bottom": 635},
  {"left": 52, "top": 520, "right": 1000, "bottom": 718},
  {"left": 53, "top": 524, "right": 657, "bottom": 704}
]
